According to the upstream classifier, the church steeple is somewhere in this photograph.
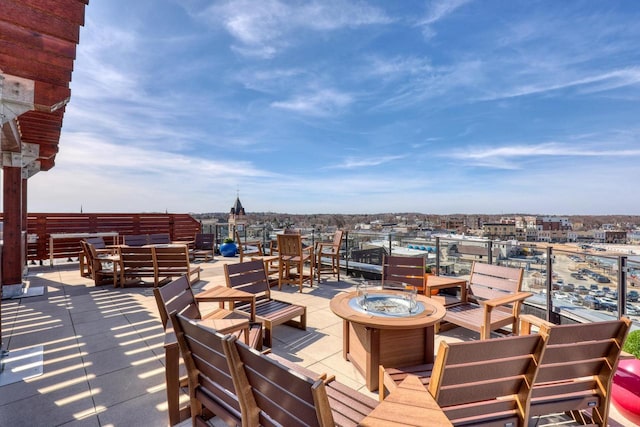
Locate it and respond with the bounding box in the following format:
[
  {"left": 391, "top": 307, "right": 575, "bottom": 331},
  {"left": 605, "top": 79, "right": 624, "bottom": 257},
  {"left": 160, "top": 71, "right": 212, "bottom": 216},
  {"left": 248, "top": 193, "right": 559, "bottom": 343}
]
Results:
[{"left": 228, "top": 191, "right": 247, "bottom": 239}]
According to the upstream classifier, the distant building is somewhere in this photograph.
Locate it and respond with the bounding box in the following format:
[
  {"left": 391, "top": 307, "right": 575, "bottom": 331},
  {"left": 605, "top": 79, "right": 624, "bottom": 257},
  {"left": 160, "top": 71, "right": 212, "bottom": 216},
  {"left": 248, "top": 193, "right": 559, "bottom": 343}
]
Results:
[
  {"left": 536, "top": 216, "right": 571, "bottom": 242},
  {"left": 593, "top": 230, "right": 627, "bottom": 243},
  {"left": 228, "top": 195, "right": 247, "bottom": 239},
  {"left": 440, "top": 217, "right": 467, "bottom": 234},
  {"left": 482, "top": 221, "right": 517, "bottom": 240}
]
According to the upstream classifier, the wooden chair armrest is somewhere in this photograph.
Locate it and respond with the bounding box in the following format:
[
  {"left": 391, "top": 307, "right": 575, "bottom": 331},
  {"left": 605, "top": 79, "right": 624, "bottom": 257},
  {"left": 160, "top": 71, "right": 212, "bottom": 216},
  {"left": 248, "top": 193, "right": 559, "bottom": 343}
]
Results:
[
  {"left": 482, "top": 291, "right": 532, "bottom": 308},
  {"left": 518, "top": 314, "right": 554, "bottom": 335}
]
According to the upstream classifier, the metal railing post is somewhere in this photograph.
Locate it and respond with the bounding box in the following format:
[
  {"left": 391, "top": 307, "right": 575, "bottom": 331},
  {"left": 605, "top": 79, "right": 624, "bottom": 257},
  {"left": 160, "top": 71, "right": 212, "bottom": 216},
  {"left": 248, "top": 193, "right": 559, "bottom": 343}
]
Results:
[
  {"left": 488, "top": 241, "right": 493, "bottom": 265},
  {"left": 344, "top": 231, "right": 350, "bottom": 277},
  {"left": 546, "top": 246, "right": 555, "bottom": 323},
  {"left": 435, "top": 237, "right": 440, "bottom": 276},
  {"left": 618, "top": 256, "right": 627, "bottom": 319},
  {"left": 388, "top": 233, "right": 393, "bottom": 255}
]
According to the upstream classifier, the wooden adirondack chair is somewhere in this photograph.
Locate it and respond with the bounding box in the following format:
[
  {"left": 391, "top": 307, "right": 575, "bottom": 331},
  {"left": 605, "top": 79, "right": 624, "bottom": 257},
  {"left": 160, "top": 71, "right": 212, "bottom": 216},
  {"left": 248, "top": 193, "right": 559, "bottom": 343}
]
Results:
[
  {"left": 224, "top": 332, "right": 378, "bottom": 427},
  {"left": 382, "top": 255, "right": 426, "bottom": 294},
  {"left": 380, "top": 333, "right": 546, "bottom": 426},
  {"left": 224, "top": 259, "right": 306, "bottom": 347},
  {"left": 520, "top": 315, "right": 632, "bottom": 426},
  {"left": 441, "top": 262, "right": 532, "bottom": 339}
]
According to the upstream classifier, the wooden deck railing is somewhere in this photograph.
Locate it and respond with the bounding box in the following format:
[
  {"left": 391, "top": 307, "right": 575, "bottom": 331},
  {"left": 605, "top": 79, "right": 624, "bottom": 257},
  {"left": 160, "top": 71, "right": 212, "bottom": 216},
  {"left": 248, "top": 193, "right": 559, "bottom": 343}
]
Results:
[{"left": 0, "top": 213, "right": 201, "bottom": 263}]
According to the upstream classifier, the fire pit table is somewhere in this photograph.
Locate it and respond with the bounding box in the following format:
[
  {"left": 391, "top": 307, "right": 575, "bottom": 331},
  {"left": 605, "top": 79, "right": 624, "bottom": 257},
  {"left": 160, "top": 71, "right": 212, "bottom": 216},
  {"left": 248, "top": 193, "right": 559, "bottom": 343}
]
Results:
[{"left": 330, "top": 282, "right": 446, "bottom": 391}]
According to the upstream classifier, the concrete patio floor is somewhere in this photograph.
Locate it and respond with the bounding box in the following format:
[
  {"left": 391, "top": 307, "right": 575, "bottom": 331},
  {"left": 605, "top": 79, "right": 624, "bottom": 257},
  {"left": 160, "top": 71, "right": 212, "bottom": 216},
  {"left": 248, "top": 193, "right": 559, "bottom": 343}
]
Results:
[{"left": 0, "top": 258, "right": 635, "bottom": 426}]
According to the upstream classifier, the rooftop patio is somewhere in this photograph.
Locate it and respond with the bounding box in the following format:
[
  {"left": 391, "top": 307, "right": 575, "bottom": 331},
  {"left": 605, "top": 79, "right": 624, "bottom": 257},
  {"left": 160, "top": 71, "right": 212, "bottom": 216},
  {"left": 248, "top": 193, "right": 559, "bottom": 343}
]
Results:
[{"left": 0, "top": 258, "right": 635, "bottom": 426}]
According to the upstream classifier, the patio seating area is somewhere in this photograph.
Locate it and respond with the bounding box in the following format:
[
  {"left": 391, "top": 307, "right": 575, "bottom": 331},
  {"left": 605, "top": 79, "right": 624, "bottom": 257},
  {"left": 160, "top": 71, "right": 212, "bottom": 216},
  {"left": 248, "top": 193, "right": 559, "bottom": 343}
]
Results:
[{"left": 0, "top": 258, "right": 636, "bottom": 426}]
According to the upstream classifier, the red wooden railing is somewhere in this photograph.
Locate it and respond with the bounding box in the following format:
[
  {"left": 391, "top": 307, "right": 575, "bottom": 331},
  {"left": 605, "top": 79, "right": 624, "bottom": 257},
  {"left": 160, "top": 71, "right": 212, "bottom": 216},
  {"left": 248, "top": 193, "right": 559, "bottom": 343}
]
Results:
[{"left": 0, "top": 213, "right": 201, "bottom": 263}]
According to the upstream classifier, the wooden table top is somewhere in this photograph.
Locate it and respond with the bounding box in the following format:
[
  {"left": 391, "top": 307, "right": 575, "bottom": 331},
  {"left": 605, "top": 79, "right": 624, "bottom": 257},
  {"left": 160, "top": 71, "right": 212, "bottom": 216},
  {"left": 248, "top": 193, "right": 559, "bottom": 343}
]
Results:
[
  {"left": 196, "top": 285, "right": 255, "bottom": 302},
  {"left": 359, "top": 375, "right": 453, "bottom": 426},
  {"left": 330, "top": 290, "right": 445, "bottom": 330}
]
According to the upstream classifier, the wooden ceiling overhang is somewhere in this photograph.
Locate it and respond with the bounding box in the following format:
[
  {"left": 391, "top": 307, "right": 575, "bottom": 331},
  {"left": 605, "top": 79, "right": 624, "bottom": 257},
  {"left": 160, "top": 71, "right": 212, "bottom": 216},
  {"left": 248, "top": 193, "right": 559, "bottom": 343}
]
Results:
[{"left": 0, "top": 0, "right": 89, "bottom": 174}]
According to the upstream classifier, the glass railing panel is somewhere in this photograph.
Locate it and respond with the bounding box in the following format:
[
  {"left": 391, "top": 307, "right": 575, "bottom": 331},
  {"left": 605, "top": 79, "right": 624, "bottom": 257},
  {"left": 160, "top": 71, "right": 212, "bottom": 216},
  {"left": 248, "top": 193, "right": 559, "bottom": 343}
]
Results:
[{"left": 626, "top": 258, "right": 640, "bottom": 326}]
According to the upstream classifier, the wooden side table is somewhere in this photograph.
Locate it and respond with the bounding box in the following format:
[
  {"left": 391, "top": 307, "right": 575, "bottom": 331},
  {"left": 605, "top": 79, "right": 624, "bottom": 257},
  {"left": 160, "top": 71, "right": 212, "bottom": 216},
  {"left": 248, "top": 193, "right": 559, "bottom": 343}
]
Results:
[
  {"left": 359, "top": 375, "right": 453, "bottom": 426},
  {"left": 196, "top": 286, "right": 257, "bottom": 322}
]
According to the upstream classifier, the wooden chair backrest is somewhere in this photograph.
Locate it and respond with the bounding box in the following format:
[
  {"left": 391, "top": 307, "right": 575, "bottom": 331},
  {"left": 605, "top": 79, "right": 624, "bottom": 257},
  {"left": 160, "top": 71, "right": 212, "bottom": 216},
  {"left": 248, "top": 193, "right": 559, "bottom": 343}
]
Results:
[
  {"left": 225, "top": 260, "right": 271, "bottom": 302},
  {"left": 531, "top": 318, "right": 631, "bottom": 424},
  {"left": 382, "top": 255, "right": 425, "bottom": 291},
  {"left": 224, "top": 333, "right": 334, "bottom": 427},
  {"left": 119, "top": 246, "right": 155, "bottom": 269},
  {"left": 330, "top": 229, "right": 344, "bottom": 250},
  {"left": 123, "top": 234, "right": 149, "bottom": 247},
  {"left": 468, "top": 261, "right": 524, "bottom": 301},
  {"left": 154, "top": 245, "right": 190, "bottom": 274},
  {"left": 149, "top": 233, "right": 171, "bottom": 245},
  {"left": 194, "top": 233, "right": 214, "bottom": 250},
  {"left": 277, "top": 233, "right": 303, "bottom": 258},
  {"left": 235, "top": 230, "right": 263, "bottom": 257},
  {"left": 85, "top": 236, "right": 107, "bottom": 249},
  {"left": 153, "top": 275, "right": 201, "bottom": 329},
  {"left": 170, "top": 312, "right": 243, "bottom": 426},
  {"left": 428, "top": 333, "right": 545, "bottom": 426},
  {"left": 284, "top": 228, "right": 300, "bottom": 234}
]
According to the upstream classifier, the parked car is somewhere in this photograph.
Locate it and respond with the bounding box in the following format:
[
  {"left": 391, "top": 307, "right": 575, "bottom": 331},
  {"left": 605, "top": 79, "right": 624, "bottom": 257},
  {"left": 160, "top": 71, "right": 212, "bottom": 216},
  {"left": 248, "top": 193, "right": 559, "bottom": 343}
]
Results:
[
  {"left": 590, "top": 284, "right": 599, "bottom": 291},
  {"left": 628, "top": 290, "right": 639, "bottom": 302},
  {"left": 599, "top": 297, "right": 617, "bottom": 312},
  {"left": 576, "top": 285, "right": 589, "bottom": 294},
  {"left": 625, "top": 304, "right": 640, "bottom": 316},
  {"left": 594, "top": 275, "right": 611, "bottom": 283},
  {"left": 582, "top": 295, "right": 601, "bottom": 310},
  {"left": 561, "top": 283, "right": 575, "bottom": 292}
]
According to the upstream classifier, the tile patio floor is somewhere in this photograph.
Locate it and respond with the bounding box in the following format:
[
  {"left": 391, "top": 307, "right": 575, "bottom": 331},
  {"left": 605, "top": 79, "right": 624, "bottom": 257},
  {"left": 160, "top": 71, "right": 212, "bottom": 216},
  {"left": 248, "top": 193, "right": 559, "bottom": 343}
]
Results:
[{"left": 0, "top": 258, "right": 635, "bottom": 426}]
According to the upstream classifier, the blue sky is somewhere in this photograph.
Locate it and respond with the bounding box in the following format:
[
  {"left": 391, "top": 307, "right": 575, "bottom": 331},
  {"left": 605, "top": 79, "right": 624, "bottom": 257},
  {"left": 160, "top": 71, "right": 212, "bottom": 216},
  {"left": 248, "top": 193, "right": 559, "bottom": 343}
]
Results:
[{"left": 26, "top": 0, "right": 640, "bottom": 214}]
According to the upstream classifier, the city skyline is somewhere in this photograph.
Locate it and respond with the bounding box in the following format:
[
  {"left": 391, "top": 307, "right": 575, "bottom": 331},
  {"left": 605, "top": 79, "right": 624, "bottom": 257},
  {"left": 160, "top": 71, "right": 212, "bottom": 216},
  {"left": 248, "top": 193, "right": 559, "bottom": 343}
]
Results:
[{"left": 13, "top": 1, "right": 640, "bottom": 215}]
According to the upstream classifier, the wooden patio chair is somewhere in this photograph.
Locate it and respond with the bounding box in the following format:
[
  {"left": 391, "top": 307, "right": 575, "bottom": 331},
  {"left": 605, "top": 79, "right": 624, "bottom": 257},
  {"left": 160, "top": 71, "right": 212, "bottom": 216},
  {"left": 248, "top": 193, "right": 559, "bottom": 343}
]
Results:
[
  {"left": 440, "top": 262, "right": 531, "bottom": 339},
  {"left": 153, "top": 275, "right": 263, "bottom": 350},
  {"left": 382, "top": 254, "right": 425, "bottom": 294},
  {"left": 380, "top": 333, "right": 546, "bottom": 426},
  {"left": 277, "top": 232, "right": 314, "bottom": 292},
  {"left": 191, "top": 233, "right": 215, "bottom": 261},
  {"left": 154, "top": 244, "right": 201, "bottom": 285},
  {"left": 315, "top": 229, "right": 344, "bottom": 282},
  {"left": 235, "top": 230, "right": 264, "bottom": 262},
  {"left": 520, "top": 315, "right": 632, "bottom": 426},
  {"left": 81, "top": 241, "right": 118, "bottom": 286},
  {"left": 149, "top": 233, "right": 171, "bottom": 245},
  {"left": 118, "top": 246, "right": 157, "bottom": 286},
  {"left": 169, "top": 312, "right": 246, "bottom": 427},
  {"left": 224, "top": 332, "right": 378, "bottom": 427},
  {"left": 123, "top": 234, "right": 149, "bottom": 247},
  {"left": 224, "top": 259, "right": 306, "bottom": 347}
]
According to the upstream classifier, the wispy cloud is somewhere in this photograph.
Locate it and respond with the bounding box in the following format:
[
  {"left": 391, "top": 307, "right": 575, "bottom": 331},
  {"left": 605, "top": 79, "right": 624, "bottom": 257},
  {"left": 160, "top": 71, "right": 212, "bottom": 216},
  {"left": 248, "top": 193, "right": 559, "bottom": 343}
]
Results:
[
  {"left": 271, "top": 88, "right": 353, "bottom": 116},
  {"left": 418, "top": 0, "right": 471, "bottom": 38},
  {"left": 201, "top": 0, "right": 392, "bottom": 58},
  {"left": 326, "top": 155, "right": 406, "bottom": 169},
  {"left": 449, "top": 142, "right": 640, "bottom": 169}
]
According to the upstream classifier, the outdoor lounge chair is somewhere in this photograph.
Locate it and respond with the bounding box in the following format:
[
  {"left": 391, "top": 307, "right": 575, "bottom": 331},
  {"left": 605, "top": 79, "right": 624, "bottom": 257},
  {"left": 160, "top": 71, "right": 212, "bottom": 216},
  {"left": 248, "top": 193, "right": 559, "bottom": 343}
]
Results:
[
  {"left": 382, "top": 254, "right": 425, "bottom": 294},
  {"left": 440, "top": 261, "right": 531, "bottom": 339},
  {"left": 235, "top": 230, "right": 264, "bottom": 262},
  {"left": 81, "top": 241, "right": 118, "bottom": 286},
  {"left": 118, "top": 246, "right": 157, "bottom": 286},
  {"left": 153, "top": 275, "right": 263, "bottom": 350},
  {"left": 380, "top": 333, "right": 546, "bottom": 427},
  {"left": 191, "top": 233, "right": 215, "bottom": 261},
  {"left": 169, "top": 312, "right": 246, "bottom": 427},
  {"left": 154, "top": 244, "right": 201, "bottom": 284},
  {"left": 224, "top": 259, "right": 306, "bottom": 347},
  {"left": 519, "top": 315, "right": 631, "bottom": 427},
  {"left": 224, "top": 332, "right": 378, "bottom": 426},
  {"left": 315, "top": 229, "right": 343, "bottom": 282}
]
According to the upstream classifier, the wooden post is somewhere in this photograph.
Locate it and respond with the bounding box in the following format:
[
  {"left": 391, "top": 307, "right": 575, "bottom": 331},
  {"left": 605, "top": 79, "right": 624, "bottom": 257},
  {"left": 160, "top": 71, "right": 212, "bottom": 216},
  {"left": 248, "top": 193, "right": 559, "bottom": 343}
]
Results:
[{"left": 2, "top": 165, "right": 23, "bottom": 289}]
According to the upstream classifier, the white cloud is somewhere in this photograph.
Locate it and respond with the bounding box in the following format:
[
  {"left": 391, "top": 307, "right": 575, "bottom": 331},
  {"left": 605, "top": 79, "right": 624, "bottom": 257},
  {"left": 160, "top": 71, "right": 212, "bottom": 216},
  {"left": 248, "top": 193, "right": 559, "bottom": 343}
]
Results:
[
  {"left": 327, "top": 155, "right": 406, "bottom": 169},
  {"left": 202, "top": 0, "right": 392, "bottom": 58},
  {"left": 271, "top": 88, "right": 353, "bottom": 116},
  {"left": 418, "top": 0, "right": 471, "bottom": 38}
]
